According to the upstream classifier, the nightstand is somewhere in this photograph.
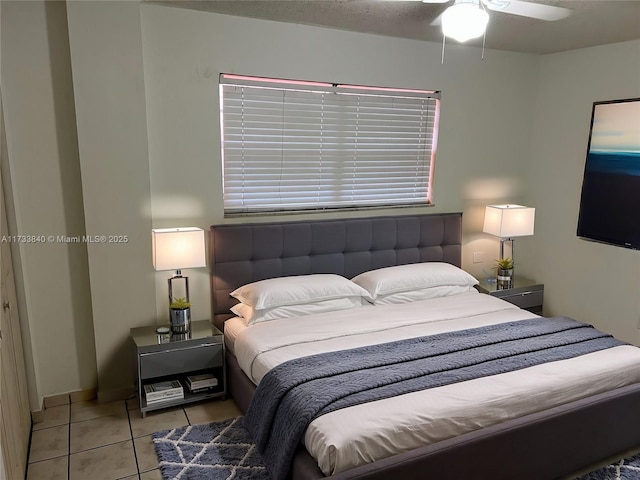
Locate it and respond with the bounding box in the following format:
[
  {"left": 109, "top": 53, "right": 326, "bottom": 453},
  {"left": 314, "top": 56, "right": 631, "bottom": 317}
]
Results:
[
  {"left": 476, "top": 276, "right": 544, "bottom": 314},
  {"left": 130, "top": 319, "right": 226, "bottom": 417}
]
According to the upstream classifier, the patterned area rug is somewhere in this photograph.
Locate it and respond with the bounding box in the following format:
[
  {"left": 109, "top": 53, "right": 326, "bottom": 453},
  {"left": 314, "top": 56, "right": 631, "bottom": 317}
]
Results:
[
  {"left": 154, "top": 417, "right": 640, "bottom": 480},
  {"left": 575, "top": 453, "right": 640, "bottom": 480},
  {"left": 152, "top": 417, "right": 269, "bottom": 480}
]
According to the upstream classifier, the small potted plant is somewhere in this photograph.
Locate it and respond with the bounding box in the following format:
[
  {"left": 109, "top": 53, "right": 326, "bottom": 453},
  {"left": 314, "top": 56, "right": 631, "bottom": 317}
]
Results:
[
  {"left": 495, "top": 257, "right": 514, "bottom": 289},
  {"left": 169, "top": 297, "right": 191, "bottom": 333}
]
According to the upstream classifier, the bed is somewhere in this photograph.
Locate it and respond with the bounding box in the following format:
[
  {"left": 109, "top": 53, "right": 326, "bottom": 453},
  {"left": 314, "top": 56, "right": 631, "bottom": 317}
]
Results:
[{"left": 209, "top": 212, "right": 640, "bottom": 480}]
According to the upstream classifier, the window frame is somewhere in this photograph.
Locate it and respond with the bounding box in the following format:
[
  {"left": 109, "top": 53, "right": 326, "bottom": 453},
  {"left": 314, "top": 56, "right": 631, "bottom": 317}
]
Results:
[{"left": 219, "top": 74, "right": 441, "bottom": 216}]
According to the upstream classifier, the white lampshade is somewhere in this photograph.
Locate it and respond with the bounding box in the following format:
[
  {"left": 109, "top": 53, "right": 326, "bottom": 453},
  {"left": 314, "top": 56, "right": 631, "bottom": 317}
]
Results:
[
  {"left": 483, "top": 205, "right": 535, "bottom": 238},
  {"left": 152, "top": 227, "right": 206, "bottom": 271},
  {"left": 442, "top": 1, "right": 489, "bottom": 43}
]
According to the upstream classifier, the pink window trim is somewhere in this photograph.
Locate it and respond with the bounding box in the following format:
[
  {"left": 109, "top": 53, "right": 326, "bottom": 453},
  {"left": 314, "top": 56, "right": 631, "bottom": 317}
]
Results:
[{"left": 221, "top": 74, "right": 438, "bottom": 95}]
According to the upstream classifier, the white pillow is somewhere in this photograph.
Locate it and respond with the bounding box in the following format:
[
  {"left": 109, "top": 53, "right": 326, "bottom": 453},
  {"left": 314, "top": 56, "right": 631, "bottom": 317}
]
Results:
[
  {"left": 372, "top": 285, "right": 478, "bottom": 305},
  {"left": 352, "top": 262, "right": 478, "bottom": 300},
  {"left": 231, "top": 297, "right": 366, "bottom": 325},
  {"left": 230, "top": 274, "right": 371, "bottom": 310}
]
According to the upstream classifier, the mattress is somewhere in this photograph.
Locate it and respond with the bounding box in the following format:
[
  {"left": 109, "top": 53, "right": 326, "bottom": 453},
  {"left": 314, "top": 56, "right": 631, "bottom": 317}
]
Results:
[
  {"left": 223, "top": 315, "right": 246, "bottom": 356},
  {"left": 229, "top": 292, "right": 640, "bottom": 476}
]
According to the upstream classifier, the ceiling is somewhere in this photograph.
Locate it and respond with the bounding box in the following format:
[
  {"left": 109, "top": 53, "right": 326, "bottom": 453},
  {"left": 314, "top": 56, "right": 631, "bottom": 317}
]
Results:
[{"left": 148, "top": 0, "right": 640, "bottom": 54}]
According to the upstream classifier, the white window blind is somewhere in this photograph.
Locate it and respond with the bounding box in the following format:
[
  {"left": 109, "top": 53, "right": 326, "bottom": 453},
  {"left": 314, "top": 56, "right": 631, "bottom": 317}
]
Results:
[{"left": 219, "top": 74, "right": 440, "bottom": 214}]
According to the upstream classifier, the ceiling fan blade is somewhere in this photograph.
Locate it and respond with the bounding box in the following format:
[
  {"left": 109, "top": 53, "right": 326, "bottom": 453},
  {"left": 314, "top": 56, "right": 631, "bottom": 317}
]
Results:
[{"left": 482, "top": 0, "right": 571, "bottom": 21}]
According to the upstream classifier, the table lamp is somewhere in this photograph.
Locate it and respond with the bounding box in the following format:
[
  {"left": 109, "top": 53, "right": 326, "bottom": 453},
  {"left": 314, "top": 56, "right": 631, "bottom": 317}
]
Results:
[
  {"left": 152, "top": 227, "right": 206, "bottom": 332},
  {"left": 483, "top": 204, "right": 535, "bottom": 269}
]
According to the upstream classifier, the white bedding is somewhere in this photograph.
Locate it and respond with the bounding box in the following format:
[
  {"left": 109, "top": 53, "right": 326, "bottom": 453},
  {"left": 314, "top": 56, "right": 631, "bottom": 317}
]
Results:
[
  {"left": 223, "top": 315, "right": 246, "bottom": 356},
  {"left": 230, "top": 292, "right": 640, "bottom": 475}
]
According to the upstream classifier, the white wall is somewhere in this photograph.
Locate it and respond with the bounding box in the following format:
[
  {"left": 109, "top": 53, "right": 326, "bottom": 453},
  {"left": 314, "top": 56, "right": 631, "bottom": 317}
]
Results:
[
  {"left": 1, "top": 1, "right": 96, "bottom": 407},
  {"left": 141, "top": 5, "right": 539, "bottom": 321},
  {"left": 66, "top": 0, "right": 157, "bottom": 399},
  {"left": 519, "top": 40, "right": 640, "bottom": 345}
]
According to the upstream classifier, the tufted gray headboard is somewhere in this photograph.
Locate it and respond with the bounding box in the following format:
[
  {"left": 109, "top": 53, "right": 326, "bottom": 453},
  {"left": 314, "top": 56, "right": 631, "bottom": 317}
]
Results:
[{"left": 210, "top": 212, "right": 462, "bottom": 330}]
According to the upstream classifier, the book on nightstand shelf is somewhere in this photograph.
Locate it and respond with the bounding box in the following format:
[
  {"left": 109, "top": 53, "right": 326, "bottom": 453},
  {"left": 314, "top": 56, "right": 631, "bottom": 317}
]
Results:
[
  {"left": 146, "top": 394, "right": 183, "bottom": 405},
  {"left": 144, "top": 380, "right": 183, "bottom": 403},
  {"left": 185, "top": 373, "right": 218, "bottom": 393}
]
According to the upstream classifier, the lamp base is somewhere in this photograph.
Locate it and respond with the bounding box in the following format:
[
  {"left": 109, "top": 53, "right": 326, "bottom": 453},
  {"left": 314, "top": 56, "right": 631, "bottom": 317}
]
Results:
[{"left": 170, "top": 308, "right": 191, "bottom": 333}]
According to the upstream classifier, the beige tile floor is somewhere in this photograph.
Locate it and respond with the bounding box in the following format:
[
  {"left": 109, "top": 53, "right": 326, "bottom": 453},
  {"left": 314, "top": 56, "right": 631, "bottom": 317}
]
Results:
[{"left": 26, "top": 397, "right": 242, "bottom": 480}]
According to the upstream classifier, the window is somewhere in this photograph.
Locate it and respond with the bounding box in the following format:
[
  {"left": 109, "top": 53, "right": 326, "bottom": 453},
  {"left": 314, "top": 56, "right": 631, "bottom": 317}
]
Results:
[{"left": 219, "top": 74, "right": 440, "bottom": 215}]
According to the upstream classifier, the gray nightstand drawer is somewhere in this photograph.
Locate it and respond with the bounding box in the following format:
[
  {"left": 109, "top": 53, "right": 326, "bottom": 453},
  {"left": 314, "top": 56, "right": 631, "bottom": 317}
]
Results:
[
  {"left": 499, "top": 289, "right": 544, "bottom": 310},
  {"left": 479, "top": 279, "right": 544, "bottom": 314},
  {"left": 140, "top": 343, "right": 222, "bottom": 378}
]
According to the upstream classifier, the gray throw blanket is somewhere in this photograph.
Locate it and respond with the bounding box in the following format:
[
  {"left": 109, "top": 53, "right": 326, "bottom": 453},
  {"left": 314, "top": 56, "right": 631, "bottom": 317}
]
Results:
[{"left": 244, "top": 317, "right": 624, "bottom": 479}]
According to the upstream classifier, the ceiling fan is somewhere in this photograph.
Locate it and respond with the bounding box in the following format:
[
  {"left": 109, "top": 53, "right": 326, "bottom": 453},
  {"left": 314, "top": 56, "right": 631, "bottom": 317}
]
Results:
[{"left": 419, "top": 0, "right": 572, "bottom": 43}]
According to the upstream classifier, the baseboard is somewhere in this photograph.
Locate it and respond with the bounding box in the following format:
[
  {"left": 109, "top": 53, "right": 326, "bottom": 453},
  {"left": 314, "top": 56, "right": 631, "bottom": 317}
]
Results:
[
  {"left": 31, "top": 397, "right": 45, "bottom": 424},
  {"left": 97, "top": 386, "right": 135, "bottom": 404},
  {"left": 70, "top": 388, "right": 97, "bottom": 403},
  {"left": 44, "top": 387, "right": 97, "bottom": 407},
  {"left": 32, "top": 386, "right": 133, "bottom": 421},
  {"left": 33, "top": 387, "right": 98, "bottom": 423},
  {"left": 43, "top": 393, "right": 70, "bottom": 408}
]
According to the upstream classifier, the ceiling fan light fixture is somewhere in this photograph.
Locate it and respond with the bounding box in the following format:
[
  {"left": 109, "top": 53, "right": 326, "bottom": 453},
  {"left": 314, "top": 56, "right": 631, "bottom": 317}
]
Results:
[{"left": 442, "top": 1, "right": 489, "bottom": 43}]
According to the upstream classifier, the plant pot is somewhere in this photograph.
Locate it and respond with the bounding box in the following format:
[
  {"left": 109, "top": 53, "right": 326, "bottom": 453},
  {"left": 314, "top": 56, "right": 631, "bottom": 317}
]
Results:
[
  {"left": 497, "top": 268, "right": 513, "bottom": 289},
  {"left": 170, "top": 308, "right": 191, "bottom": 333}
]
